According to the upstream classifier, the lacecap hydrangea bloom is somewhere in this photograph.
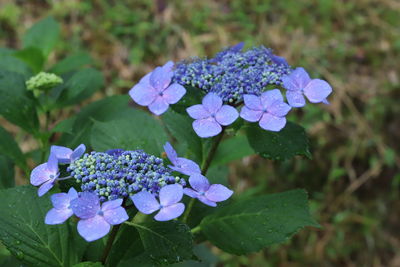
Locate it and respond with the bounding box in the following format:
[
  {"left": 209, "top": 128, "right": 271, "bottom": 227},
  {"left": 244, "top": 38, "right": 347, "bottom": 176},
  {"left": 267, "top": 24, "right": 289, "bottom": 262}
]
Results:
[
  {"left": 128, "top": 44, "right": 332, "bottom": 138},
  {"left": 31, "top": 143, "right": 233, "bottom": 241}
]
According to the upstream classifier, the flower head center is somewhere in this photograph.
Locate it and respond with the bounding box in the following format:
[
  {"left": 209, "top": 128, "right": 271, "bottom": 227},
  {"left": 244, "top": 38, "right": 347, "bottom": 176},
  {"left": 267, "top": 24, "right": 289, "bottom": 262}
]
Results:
[{"left": 97, "top": 210, "right": 104, "bottom": 216}]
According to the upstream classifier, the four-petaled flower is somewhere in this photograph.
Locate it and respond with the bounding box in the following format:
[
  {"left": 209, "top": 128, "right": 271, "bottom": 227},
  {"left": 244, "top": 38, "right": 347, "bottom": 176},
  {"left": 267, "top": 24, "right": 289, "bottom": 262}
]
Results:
[
  {"left": 240, "top": 89, "right": 291, "bottom": 131},
  {"left": 50, "top": 144, "right": 86, "bottom": 164},
  {"left": 45, "top": 187, "right": 78, "bottom": 225},
  {"left": 187, "top": 93, "right": 239, "bottom": 138},
  {"left": 184, "top": 174, "right": 233, "bottom": 207},
  {"left": 30, "top": 153, "right": 59, "bottom": 196},
  {"left": 70, "top": 192, "right": 128, "bottom": 242},
  {"left": 164, "top": 142, "right": 201, "bottom": 176},
  {"left": 131, "top": 184, "right": 185, "bottom": 221},
  {"left": 129, "top": 61, "right": 186, "bottom": 115},
  {"left": 282, "top": 67, "right": 332, "bottom": 107}
]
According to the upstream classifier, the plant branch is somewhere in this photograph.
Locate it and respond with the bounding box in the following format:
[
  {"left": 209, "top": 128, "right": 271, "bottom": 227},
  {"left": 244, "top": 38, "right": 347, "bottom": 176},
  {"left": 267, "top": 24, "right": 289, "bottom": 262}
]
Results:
[{"left": 100, "top": 224, "right": 121, "bottom": 265}]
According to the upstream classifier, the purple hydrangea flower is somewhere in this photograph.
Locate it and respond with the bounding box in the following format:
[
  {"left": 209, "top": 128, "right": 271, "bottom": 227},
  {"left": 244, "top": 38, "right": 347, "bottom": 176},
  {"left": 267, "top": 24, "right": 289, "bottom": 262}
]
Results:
[
  {"left": 184, "top": 174, "right": 233, "bottom": 207},
  {"left": 45, "top": 188, "right": 78, "bottom": 225},
  {"left": 70, "top": 192, "right": 128, "bottom": 242},
  {"left": 30, "top": 153, "right": 59, "bottom": 196},
  {"left": 187, "top": 93, "right": 239, "bottom": 138},
  {"left": 282, "top": 67, "right": 332, "bottom": 107},
  {"left": 131, "top": 184, "right": 185, "bottom": 221},
  {"left": 129, "top": 61, "right": 186, "bottom": 115},
  {"left": 240, "top": 89, "right": 291, "bottom": 131},
  {"left": 163, "top": 142, "right": 201, "bottom": 176},
  {"left": 50, "top": 144, "right": 86, "bottom": 164}
]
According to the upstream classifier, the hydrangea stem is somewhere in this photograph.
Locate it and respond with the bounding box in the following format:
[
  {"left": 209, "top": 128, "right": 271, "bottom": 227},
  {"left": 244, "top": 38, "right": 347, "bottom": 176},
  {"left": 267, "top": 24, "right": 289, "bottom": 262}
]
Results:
[
  {"left": 100, "top": 224, "right": 121, "bottom": 264},
  {"left": 183, "top": 127, "right": 226, "bottom": 224}
]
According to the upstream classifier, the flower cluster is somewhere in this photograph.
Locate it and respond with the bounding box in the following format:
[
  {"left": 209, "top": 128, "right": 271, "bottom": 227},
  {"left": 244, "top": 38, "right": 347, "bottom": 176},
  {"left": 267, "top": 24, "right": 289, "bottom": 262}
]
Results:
[
  {"left": 67, "top": 150, "right": 186, "bottom": 202},
  {"left": 173, "top": 45, "right": 291, "bottom": 103},
  {"left": 31, "top": 143, "right": 233, "bottom": 242},
  {"left": 128, "top": 43, "right": 332, "bottom": 138}
]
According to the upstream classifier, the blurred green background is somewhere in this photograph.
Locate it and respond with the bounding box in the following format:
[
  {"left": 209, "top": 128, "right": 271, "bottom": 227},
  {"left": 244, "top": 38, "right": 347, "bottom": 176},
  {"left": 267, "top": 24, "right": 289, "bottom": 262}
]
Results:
[{"left": 1, "top": 0, "right": 399, "bottom": 266}]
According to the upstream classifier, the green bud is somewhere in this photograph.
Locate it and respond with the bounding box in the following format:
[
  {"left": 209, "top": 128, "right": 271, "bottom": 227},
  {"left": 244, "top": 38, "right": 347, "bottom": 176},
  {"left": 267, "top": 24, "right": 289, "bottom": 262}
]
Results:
[{"left": 26, "top": 72, "right": 63, "bottom": 96}]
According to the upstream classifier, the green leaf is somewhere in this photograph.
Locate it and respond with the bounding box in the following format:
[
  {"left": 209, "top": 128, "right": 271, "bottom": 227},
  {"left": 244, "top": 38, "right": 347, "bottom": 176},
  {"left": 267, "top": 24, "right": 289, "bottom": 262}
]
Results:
[
  {"left": 0, "top": 186, "right": 83, "bottom": 266},
  {"left": 0, "top": 70, "right": 39, "bottom": 133},
  {"left": 200, "top": 189, "right": 319, "bottom": 255},
  {"left": 14, "top": 47, "right": 45, "bottom": 73},
  {"left": 0, "top": 155, "right": 15, "bottom": 189},
  {"left": 162, "top": 109, "right": 202, "bottom": 162},
  {"left": 56, "top": 68, "right": 104, "bottom": 107},
  {"left": 0, "top": 54, "right": 32, "bottom": 78},
  {"left": 57, "top": 96, "right": 132, "bottom": 148},
  {"left": 125, "top": 221, "right": 194, "bottom": 265},
  {"left": 246, "top": 122, "right": 311, "bottom": 160},
  {"left": 211, "top": 134, "right": 253, "bottom": 167},
  {"left": 22, "top": 17, "right": 60, "bottom": 57},
  {"left": 73, "top": 262, "right": 103, "bottom": 267},
  {"left": 170, "top": 86, "right": 204, "bottom": 114},
  {"left": 51, "top": 52, "right": 93, "bottom": 75},
  {"left": 91, "top": 109, "right": 168, "bottom": 155},
  {"left": 0, "top": 125, "right": 26, "bottom": 169}
]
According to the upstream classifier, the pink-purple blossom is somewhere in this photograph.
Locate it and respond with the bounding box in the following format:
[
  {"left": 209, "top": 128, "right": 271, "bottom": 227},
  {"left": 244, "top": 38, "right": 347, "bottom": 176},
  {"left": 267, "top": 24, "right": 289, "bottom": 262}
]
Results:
[
  {"left": 282, "top": 67, "right": 332, "bottom": 107},
  {"left": 70, "top": 192, "right": 128, "bottom": 242},
  {"left": 30, "top": 153, "right": 59, "bottom": 196},
  {"left": 184, "top": 173, "right": 233, "bottom": 207},
  {"left": 50, "top": 144, "right": 86, "bottom": 164},
  {"left": 163, "top": 142, "right": 201, "bottom": 176},
  {"left": 131, "top": 184, "right": 185, "bottom": 221},
  {"left": 129, "top": 61, "right": 186, "bottom": 115},
  {"left": 45, "top": 187, "right": 78, "bottom": 225},
  {"left": 187, "top": 93, "right": 239, "bottom": 138},
  {"left": 240, "top": 89, "right": 291, "bottom": 132}
]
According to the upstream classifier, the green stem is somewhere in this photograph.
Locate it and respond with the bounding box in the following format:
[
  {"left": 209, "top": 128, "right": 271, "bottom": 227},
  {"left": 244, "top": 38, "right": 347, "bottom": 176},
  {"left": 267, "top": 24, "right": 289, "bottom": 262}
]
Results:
[
  {"left": 100, "top": 224, "right": 121, "bottom": 265},
  {"left": 182, "top": 127, "right": 226, "bottom": 224},
  {"left": 191, "top": 226, "right": 201, "bottom": 234}
]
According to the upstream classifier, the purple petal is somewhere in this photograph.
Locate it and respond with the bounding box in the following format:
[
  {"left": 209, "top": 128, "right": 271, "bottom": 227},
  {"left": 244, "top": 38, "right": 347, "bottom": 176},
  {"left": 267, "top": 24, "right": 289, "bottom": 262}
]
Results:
[
  {"left": 202, "top": 93, "right": 222, "bottom": 114},
  {"left": 172, "top": 157, "right": 201, "bottom": 175},
  {"left": 271, "top": 55, "right": 289, "bottom": 66},
  {"left": 67, "top": 187, "right": 78, "bottom": 199},
  {"left": 243, "top": 95, "right": 263, "bottom": 110},
  {"left": 139, "top": 72, "right": 151, "bottom": 84},
  {"left": 231, "top": 42, "right": 244, "bottom": 52},
  {"left": 159, "top": 184, "right": 183, "bottom": 206},
  {"left": 268, "top": 102, "right": 291, "bottom": 117},
  {"left": 50, "top": 146, "right": 72, "bottom": 164},
  {"left": 129, "top": 83, "right": 157, "bottom": 106},
  {"left": 205, "top": 184, "right": 233, "bottom": 202},
  {"left": 102, "top": 199, "right": 123, "bottom": 211},
  {"left": 148, "top": 96, "right": 169, "bottom": 115},
  {"left": 215, "top": 105, "right": 238, "bottom": 126},
  {"left": 163, "top": 142, "right": 178, "bottom": 165},
  {"left": 45, "top": 208, "right": 73, "bottom": 225},
  {"left": 51, "top": 192, "right": 70, "bottom": 209},
  {"left": 193, "top": 118, "right": 222, "bottom": 138},
  {"left": 286, "top": 90, "right": 306, "bottom": 108},
  {"left": 38, "top": 179, "right": 55, "bottom": 197},
  {"left": 47, "top": 153, "right": 59, "bottom": 174},
  {"left": 162, "top": 83, "right": 186, "bottom": 104},
  {"left": 240, "top": 106, "right": 263, "bottom": 122},
  {"left": 197, "top": 196, "right": 217, "bottom": 207},
  {"left": 154, "top": 203, "right": 185, "bottom": 221},
  {"left": 77, "top": 216, "right": 110, "bottom": 242},
  {"left": 131, "top": 191, "right": 160, "bottom": 214},
  {"left": 259, "top": 113, "right": 287, "bottom": 132},
  {"left": 150, "top": 66, "right": 173, "bottom": 92},
  {"left": 103, "top": 206, "right": 129, "bottom": 225},
  {"left": 303, "top": 79, "right": 332, "bottom": 103},
  {"left": 186, "top": 104, "right": 210, "bottom": 119},
  {"left": 71, "top": 144, "right": 86, "bottom": 161},
  {"left": 30, "top": 163, "right": 51, "bottom": 186},
  {"left": 189, "top": 174, "right": 210, "bottom": 193},
  {"left": 282, "top": 67, "right": 311, "bottom": 91},
  {"left": 70, "top": 192, "right": 100, "bottom": 219},
  {"left": 161, "top": 61, "right": 174, "bottom": 73},
  {"left": 183, "top": 188, "right": 199, "bottom": 198},
  {"left": 260, "top": 89, "right": 284, "bottom": 109}
]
